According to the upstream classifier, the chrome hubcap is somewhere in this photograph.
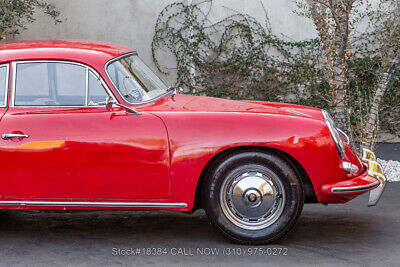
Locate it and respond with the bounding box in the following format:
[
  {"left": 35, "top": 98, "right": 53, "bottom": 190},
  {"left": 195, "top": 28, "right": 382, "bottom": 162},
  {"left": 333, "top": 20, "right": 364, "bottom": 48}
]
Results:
[{"left": 220, "top": 170, "right": 286, "bottom": 230}]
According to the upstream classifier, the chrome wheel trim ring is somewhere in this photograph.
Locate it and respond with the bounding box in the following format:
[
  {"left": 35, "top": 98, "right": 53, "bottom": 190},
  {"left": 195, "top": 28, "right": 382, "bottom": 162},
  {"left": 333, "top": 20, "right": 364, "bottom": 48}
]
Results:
[{"left": 219, "top": 169, "right": 286, "bottom": 230}]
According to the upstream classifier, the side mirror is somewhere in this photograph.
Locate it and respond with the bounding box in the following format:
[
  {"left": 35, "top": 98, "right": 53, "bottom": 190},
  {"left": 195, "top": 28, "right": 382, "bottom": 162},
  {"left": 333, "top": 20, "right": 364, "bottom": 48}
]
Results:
[
  {"left": 105, "top": 96, "right": 115, "bottom": 111},
  {"left": 104, "top": 96, "right": 141, "bottom": 115}
]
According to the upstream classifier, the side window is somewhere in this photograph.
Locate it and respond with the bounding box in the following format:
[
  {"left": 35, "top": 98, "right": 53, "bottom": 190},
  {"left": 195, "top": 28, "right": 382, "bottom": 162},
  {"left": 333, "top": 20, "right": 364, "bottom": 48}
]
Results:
[
  {"left": 0, "top": 65, "right": 8, "bottom": 106},
  {"left": 54, "top": 63, "right": 86, "bottom": 105},
  {"left": 88, "top": 71, "right": 108, "bottom": 105},
  {"left": 15, "top": 62, "right": 86, "bottom": 106},
  {"left": 15, "top": 63, "right": 49, "bottom": 105}
]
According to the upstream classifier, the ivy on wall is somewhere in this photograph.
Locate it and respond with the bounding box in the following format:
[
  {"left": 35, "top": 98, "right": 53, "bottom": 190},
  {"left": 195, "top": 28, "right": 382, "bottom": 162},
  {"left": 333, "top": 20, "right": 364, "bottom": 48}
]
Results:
[
  {"left": 0, "top": 0, "right": 60, "bottom": 40},
  {"left": 152, "top": 1, "right": 399, "bottom": 147}
]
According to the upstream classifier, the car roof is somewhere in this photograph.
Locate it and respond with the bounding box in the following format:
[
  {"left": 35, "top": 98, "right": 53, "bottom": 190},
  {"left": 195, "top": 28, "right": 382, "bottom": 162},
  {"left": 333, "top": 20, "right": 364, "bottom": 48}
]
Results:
[{"left": 0, "top": 39, "right": 134, "bottom": 67}]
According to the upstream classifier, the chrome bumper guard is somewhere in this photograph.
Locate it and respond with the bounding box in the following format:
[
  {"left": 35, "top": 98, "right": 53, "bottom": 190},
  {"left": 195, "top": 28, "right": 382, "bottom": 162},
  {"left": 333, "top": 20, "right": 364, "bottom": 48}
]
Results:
[
  {"left": 330, "top": 180, "right": 380, "bottom": 194},
  {"left": 362, "top": 149, "right": 387, "bottom": 207}
]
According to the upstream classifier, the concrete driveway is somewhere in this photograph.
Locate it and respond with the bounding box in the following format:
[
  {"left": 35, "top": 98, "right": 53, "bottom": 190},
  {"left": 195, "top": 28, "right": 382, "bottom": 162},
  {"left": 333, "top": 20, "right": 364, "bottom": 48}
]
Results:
[{"left": 0, "top": 182, "right": 398, "bottom": 267}]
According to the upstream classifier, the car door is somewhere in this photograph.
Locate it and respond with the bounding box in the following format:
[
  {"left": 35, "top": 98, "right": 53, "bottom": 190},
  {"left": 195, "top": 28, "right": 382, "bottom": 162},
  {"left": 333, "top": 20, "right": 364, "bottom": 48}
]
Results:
[{"left": 0, "top": 61, "right": 170, "bottom": 200}]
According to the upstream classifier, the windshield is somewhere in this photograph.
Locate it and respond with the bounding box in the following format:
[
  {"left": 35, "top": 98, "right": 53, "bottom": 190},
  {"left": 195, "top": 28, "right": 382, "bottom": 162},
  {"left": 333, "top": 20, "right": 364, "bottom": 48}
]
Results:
[{"left": 106, "top": 54, "right": 168, "bottom": 104}]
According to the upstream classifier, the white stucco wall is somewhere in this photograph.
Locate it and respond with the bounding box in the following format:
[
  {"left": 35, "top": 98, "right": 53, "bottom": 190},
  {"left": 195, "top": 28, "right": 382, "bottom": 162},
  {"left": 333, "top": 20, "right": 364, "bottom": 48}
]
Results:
[{"left": 12, "top": 0, "right": 317, "bottom": 85}]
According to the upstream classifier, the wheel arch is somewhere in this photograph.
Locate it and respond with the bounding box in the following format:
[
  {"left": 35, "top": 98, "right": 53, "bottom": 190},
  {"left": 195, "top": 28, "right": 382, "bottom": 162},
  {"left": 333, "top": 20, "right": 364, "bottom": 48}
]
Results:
[{"left": 190, "top": 145, "right": 317, "bottom": 213}]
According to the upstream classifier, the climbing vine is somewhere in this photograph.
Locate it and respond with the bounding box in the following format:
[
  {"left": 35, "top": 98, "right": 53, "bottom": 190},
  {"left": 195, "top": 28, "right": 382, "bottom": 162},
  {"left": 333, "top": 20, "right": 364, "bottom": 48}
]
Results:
[
  {"left": 152, "top": 1, "right": 399, "bottom": 147},
  {"left": 0, "top": 0, "right": 60, "bottom": 40}
]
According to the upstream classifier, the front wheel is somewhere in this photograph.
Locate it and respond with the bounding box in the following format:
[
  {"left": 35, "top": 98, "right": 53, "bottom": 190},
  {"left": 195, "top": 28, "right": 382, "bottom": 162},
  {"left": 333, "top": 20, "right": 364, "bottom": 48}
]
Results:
[{"left": 203, "top": 150, "right": 304, "bottom": 244}]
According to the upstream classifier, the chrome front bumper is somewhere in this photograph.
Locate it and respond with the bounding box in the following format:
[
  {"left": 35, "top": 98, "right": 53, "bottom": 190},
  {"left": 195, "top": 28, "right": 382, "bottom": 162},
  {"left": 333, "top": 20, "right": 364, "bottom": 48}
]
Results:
[
  {"left": 362, "top": 149, "right": 387, "bottom": 206},
  {"left": 323, "top": 148, "right": 387, "bottom": 206}
]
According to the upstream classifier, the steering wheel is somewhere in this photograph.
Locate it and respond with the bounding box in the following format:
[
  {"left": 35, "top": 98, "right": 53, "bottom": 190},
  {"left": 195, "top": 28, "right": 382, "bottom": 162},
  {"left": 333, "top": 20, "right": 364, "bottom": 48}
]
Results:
[
  {"left": 122, "top": 76, "right": 144, "bottom": 103},
  {"left": 124, "top": 88, "right": 143, "bottom": 103}
]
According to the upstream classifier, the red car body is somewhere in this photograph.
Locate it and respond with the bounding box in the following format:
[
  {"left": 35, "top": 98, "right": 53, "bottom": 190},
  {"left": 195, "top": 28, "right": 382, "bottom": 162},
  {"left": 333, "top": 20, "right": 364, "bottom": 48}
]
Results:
[{"left": 0, "top": 40, "right": 385, "bottom": 212}]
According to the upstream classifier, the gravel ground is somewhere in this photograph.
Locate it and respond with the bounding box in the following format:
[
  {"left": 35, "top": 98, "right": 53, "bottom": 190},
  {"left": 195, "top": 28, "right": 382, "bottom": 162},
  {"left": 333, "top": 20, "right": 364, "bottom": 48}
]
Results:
[{"left": 378, "top": 159, "right": 400, "bottom": 182}]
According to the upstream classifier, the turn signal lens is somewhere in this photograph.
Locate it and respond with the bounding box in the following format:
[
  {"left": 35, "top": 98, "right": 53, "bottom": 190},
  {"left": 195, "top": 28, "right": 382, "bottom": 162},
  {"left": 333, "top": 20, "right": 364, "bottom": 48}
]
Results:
[{"left": 342, "top": 161, "right": 359, "bottom": 174}]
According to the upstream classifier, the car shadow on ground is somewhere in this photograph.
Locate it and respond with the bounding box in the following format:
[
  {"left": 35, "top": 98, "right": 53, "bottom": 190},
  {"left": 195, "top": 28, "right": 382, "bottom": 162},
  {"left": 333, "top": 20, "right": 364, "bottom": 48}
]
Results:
[
  {"left": 0, "top": 206, "right": 376, "bottom": 246},
  {"left": 0, "top": 183, "right": 397, "bottom": 250}
]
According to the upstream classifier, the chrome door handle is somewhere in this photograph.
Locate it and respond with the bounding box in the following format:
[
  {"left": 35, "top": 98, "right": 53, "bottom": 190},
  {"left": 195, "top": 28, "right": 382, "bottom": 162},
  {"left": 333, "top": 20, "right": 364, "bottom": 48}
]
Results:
[{"left": 2, "top": 133, "right": 29, "bottom": 140}]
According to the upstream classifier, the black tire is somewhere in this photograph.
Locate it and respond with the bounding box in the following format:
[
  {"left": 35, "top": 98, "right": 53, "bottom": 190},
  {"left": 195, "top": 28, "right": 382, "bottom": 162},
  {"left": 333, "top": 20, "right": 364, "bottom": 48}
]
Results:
[{"left": 203, "top": 150, "right": 304, "bottom": 245}]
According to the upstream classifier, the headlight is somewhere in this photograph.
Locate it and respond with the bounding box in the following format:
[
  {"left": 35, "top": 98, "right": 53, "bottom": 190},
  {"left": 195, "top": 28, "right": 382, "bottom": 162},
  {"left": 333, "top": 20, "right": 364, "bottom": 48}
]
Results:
[{"left": 322, "top": 110, "right": 345, "bottom": 158}]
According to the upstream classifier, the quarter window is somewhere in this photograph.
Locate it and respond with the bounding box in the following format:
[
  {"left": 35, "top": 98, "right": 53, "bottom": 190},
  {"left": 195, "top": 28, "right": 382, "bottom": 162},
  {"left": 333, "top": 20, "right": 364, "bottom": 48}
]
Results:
[
  {"left": 88, "top": 71, "right": 108, "bottom": 105},
  {"left": 0, "top": 65, "right": 8, "bottom": 106}
]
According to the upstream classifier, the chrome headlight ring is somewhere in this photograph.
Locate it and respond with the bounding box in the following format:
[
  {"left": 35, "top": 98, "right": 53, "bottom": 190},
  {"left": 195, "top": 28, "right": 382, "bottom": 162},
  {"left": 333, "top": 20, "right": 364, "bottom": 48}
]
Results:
[
  {"left": 322, "top": 110, "right": 346, "bottom": 158},
  {"left": 337, "top": 128, "right": 350, "bottom": 143}
]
